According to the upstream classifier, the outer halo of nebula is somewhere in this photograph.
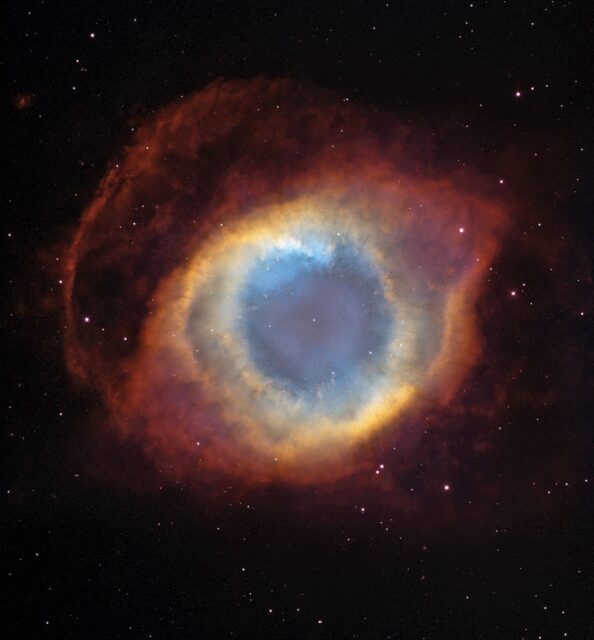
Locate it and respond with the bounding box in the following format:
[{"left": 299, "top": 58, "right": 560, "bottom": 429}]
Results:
[{"left": 63, "top": 78, "right": 510, "bottom": 486}]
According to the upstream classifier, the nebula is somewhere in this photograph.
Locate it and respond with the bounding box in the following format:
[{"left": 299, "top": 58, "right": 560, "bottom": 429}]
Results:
[{"left": 63, "top": 78, "right": 509, "bottom": 486}]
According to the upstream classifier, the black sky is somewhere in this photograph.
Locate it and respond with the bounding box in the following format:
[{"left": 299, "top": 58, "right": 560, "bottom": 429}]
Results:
[{"left": 4, "top": 2, "right": 593, "bottom": 639}]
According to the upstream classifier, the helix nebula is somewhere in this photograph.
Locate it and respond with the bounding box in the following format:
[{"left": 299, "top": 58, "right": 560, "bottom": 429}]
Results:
[
  {"left": 63, "top": 78, "right": 509, "bottom": 488},
  {"left": 9, "top": 4, "right": 593, "bottom": 636}
]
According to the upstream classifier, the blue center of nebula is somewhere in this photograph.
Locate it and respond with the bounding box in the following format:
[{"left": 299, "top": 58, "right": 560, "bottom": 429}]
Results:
[{"left": 240, "top": 239, "right": 393, "bottom": 397}]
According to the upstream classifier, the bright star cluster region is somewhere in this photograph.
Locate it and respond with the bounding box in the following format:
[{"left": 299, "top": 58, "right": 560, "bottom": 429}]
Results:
[{"left": 64, "top": 78, "right": 508, "bottom": 485}]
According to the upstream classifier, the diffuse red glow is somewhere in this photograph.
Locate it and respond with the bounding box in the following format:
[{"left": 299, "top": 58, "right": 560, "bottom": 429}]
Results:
[{"left": 63, "top": 78, "right": 510, "bottom": 487}]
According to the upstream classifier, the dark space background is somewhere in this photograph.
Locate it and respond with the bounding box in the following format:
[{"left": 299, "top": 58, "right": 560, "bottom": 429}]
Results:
[{"left": 4, "top": 2, "right": 593, "bottom": 639}]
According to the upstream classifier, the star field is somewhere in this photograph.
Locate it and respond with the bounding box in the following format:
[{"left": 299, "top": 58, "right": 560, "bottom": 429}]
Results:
[{"left": 4, "top": 2, "right": 593, "bottom": 639}]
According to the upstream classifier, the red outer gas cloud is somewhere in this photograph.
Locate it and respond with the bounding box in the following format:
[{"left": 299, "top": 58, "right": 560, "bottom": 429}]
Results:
[{"left": 63, "top": 78, "right": 510, "bottom": 489}]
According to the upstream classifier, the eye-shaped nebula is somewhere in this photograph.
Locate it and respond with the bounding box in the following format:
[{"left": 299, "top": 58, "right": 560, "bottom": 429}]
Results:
[{"left": 64, "top": 78, "right": 509, "bottom": 485}]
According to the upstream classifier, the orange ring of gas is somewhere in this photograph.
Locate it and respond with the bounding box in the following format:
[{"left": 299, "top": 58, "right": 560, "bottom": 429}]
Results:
[{"left": 63, "top": 78, "right": 509, "bottom": 485}]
